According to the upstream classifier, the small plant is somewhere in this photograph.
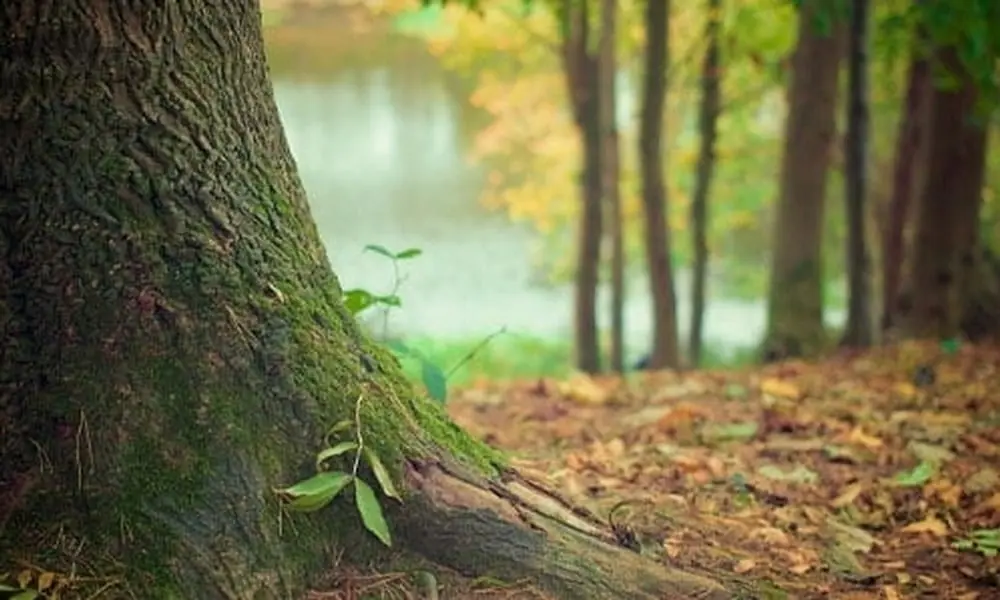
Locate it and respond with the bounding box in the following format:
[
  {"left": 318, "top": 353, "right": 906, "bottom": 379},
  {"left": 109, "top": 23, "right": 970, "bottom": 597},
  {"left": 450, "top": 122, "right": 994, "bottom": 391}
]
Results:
[
  {"left": 0, "top": 568, "right": 60, "bottom": 599},
  {"left": 275, "top": 407, "right": 401, "bottom": 547},
  {"left": 952, "top": 528, "right": 999, "bottom": 557}
]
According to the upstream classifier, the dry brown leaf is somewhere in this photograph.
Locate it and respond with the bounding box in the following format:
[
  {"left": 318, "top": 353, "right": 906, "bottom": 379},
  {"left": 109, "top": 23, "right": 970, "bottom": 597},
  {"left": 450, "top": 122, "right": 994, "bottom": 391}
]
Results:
[
  {"left": 760, "top": 377, "right": 801, "bottom": 400},
  {"left": 900, "top": 516, "right": 948, "bottom": 536},
  {"left": 882, "top": 587, "right": 901, "bottom": 600},
  {"left": 733, "top": 558, "right": 756, "bottom": 574},
  {"left": 831, "top": 482, "right": 865, "bottom": 508},
  {"left": 558, "top": 374, "right": 610, "bottom": 405},
  {"left": 845, "top": 426, "right": 884, "bottom": 450}
]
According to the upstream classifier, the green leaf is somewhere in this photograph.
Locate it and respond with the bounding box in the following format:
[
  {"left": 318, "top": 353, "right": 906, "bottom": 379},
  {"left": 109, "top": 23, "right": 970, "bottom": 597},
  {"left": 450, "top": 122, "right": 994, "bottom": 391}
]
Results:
[
  {"left": 327, "top": 419, "right": 354, "bottom": 437},
  {"left": 894, "top": 461, "right": 936, "bottom": 487},
  {"left": 939, "top": 338, "right": 961, "bottom": 355},
  {"left": 278, "top": 471, "right": 353, "bottom": 512},
  {"left": 363, "top": 447, "right": 402, "bottom": 500},
  {"left": 364, "top": 244, "right": 396, "bottom": 260},
  {"left": 343, "top": 289, "right": 377, "bottom": 315},
  {"left": 395, "top": 248, "right": 423, "bottom": 260},
  {"left": 387, "top": 339, "right": 413, "bottom": 357},
  {"left": 421, "top": 359, "right": 448, "bottom": 403},
  {"left": 12, "top": 592, "right": 38, "bottom": 600},
  {"left": 374, "top": 294, "right": 402, "bottom": 308},
  {"left": 355, "top": 479, "right": 392, "bottom": 546},
  {"left": 315, "top": 441, "right": 360, "bottom": 470}
]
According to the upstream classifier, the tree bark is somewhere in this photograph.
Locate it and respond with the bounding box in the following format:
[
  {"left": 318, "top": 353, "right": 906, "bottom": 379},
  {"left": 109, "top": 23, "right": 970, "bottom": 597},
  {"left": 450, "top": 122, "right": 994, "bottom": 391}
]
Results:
[
  {"left": 881, "top": 28, "right": 930, "bottom": 334},
  {"left": 639, "top": 0, "right": 681, "bottom": 369},
  {"left": 688, "top": 0, "right": 722, "bottom": 366},
  {"left": 600, "top": 0, "right": 625, "bottom": 374},
  {"left": 840, "top": 0, "right": 874, "bottom": 347},
  {"left": 560, "top": 0, "right": 604, "bottom": 373},
  {"left": 898, "top": 47, "right": 989, "bottom": 339},
  {"left": 763, "top": 0, "right": 845, "bottom": 360},
  {"left": 0, "top": 2, "right": 732, "bottom": 598}
]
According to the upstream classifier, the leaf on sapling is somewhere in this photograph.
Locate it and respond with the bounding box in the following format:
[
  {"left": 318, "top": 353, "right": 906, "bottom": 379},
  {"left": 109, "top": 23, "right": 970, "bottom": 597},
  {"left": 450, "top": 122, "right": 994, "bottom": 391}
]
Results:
[
  {"left": 354, "top": 479, "right": 392, "bottom": 546},
  {"left": 343, "top": 289, "right": 377, "bottom": 314},
  {"left": 12, "top": 592, "right": 38, "bottom": 600},
  {"left": 315, "top": 441, "right": 360, "bottom": 470},
  {"left": 394, "top": 248, "right": 423, "bottom": 260},
  {"left": 363, "top": 446, "right": 402, "bottom": 500},
  {"left": 278, "top": 471, "right": 353, "bottom": 512},
  {"left": 363, "top": 244, "right": 395, "bottom": 259},
  {"left": 327, "top": 419, "right": 354, "bottom": 437},
  {"left": 421, "top": 359, "right": 448, "bottom": 403},
  {"left": 374, "top": 294, "right": 402, "bottom": 308}
]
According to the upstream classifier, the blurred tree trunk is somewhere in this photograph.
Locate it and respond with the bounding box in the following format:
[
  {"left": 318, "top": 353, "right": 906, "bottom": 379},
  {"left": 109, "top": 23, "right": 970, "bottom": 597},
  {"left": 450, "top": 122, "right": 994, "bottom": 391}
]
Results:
[
  {"left": 600, "top": 0, "right": 625, "bottom": 373},
  {"left": 688, "top": 0, "right": 722, "bottom": 366},
  {"left": 640, "top": 0, "right": 681, "bottom": 369},
  {"left": 881, "top": 28, "right": 930, "bottom": 334},
  {"left": 898, "top": 47, "right": 989, "bottom": 339},
  {"left": 0, "top": 2, "right": 734, "bottom": 598},
  {"left": 840, "top": 0, "right": 873, "bottom": 347},
  {"left": 560, "top": 0, "right": 604, "bottom": 373},
  {"left": 763, "top": 0, "right": 845, "bottom": 360}
]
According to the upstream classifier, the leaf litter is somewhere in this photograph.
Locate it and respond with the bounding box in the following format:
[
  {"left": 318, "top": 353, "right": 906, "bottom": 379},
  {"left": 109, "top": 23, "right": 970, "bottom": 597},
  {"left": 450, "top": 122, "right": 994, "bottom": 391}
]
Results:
[{"left": 447, "top": 341, "right": 1000, "bottom": 599}]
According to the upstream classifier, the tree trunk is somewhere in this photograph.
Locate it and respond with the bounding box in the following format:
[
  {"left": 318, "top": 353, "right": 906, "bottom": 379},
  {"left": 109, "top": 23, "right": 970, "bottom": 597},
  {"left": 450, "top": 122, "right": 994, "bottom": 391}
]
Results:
[
  {"left": 600, "top": 0, "right": 626, "bottom": 374},
  {"left": 561, "top": 0, "right": 604, "bottom": 373},
  {"left": 688, "top": 0, "right": 722, "bottom": 367},
  {"left": 881, "top": 29, "right": 930, "bottom": 333},
  {"left": 840, "top": 0, "right": 874, "bottom": 347},
  {"left": 763, "top": 0, "right": 845, "bottom": 360},
  {"left": 640, "top": 0, "right": 681, "bottom": 369},
  {"left": 898, "top": 47, "right": 989, "bottom": 339},
  {"left": 0, "top": 2, "right": 733, "bottom": 598}
]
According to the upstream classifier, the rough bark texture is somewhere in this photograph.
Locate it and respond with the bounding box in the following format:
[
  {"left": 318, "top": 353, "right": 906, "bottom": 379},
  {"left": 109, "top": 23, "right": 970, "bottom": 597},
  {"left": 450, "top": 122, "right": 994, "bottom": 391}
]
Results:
[
  {"left": 561, "top": 0, "right": 603, "bottom": 373},
  {"left": 763, "top": 0, "right": 845, "bottom": 359},
  {"left": 639, "top": 0, "right": 681, "bottom": 369},
  {"left": 688, "top": 0, "right": 721, "bottom": 366},
  {"left": 881, "top": 32, "right": 929, "bottom": 333},
  {"left": 0, "top": 2, "right": 731, "bottom": 598},
  {"left": 898, "top": 47, "right": 989, "bottom": 339},
  {"left": 600, "top": 0, "right": 625, "bottom": 374},
  {"left": 840, "top": 0, "right": 873, "bottom": 347}
]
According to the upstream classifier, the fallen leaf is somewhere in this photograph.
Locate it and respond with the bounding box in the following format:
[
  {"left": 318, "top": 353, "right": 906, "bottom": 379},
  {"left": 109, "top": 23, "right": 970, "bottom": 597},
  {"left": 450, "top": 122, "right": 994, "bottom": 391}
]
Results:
[
  {"left": 733, "top": 558, "right": 756, "bottom": 574},
  {"left": 831, "top": 482, "right": 864, "bottom": 508},
  {"left": 900, "top": 516, "right": 948, "bottom": 537},
  {"left": 761, "top": 378, "right": 801, "bottom": 400}
]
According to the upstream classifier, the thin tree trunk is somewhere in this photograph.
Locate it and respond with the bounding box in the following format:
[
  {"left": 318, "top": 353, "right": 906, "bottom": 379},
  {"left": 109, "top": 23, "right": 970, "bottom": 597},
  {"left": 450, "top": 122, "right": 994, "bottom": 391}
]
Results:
[
  {"left": 881, "top": 34, "right": 930, "bottom": 333},
  {"left": 899, "top": 47, "right": 989, "bottom": 339},
  {"left": 640, "top": 0, "right": 681, "bottom": 369},
  {"left": 763, "top": 0, "right": 845, "bottom": 360},
  {"left": 561, "top": 0, "right": 604, "bottom": 373},
  {"left": 688, "top": 0, "right": 722, "bottom": 366},
  {"left": 600, "top": 0, "right": 625, "bottom": 373},
  {"left": 0, "top": 2, "right": 733, "bottom": 598},
  {"left": 840, "top": 0, "right": 873, "bottom": 347}
]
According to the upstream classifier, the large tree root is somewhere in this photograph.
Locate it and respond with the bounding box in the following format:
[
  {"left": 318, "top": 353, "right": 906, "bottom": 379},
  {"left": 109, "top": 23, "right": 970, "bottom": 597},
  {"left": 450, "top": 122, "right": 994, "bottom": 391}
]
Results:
[{"left": 391, "top": 458, "right": 731, "bottom": 600}]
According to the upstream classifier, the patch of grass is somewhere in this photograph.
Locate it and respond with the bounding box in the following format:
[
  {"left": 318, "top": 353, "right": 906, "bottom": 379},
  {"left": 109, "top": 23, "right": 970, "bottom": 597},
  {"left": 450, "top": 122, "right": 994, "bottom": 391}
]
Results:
[{"left": 394, "top": 333, "right": 759, "bottom": 387}]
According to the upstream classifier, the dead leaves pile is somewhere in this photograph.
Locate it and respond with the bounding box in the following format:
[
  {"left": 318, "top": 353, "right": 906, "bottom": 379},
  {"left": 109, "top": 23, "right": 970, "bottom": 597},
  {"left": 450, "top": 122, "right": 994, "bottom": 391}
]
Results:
[{"left": 447, "top": 341, "right": 1000, "bottom": 599}]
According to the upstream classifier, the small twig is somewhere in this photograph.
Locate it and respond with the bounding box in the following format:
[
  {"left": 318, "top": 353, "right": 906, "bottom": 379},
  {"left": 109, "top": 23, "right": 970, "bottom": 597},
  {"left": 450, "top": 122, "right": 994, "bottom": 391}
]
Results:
[{"left": 447, "top": 326, "right": 508, "bottom": 378}]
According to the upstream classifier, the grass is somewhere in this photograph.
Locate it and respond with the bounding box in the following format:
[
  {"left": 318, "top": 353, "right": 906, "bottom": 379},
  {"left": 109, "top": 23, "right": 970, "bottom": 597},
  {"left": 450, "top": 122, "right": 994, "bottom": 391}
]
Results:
[{"left": 393, "top": 332, "right": 759, "bottom": 387}]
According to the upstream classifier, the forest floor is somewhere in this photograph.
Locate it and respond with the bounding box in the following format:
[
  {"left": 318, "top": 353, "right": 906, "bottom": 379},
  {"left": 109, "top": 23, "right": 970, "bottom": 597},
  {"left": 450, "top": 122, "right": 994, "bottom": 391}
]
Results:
[{"left": 442, "top": 340, "right": 1000, "bottom": 599}]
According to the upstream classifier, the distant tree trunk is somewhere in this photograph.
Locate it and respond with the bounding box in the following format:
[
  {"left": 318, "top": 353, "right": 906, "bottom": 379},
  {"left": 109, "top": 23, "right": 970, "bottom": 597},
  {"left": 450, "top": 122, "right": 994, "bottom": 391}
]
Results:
[
  {"left": 898, "top": 47, "right": 989, "bottom": 339},
  {"left": 560, "top": 0, "right": 603, "bottom": 373},
  {"left": 881, "top": 31, "right": 930, "bottom": 333},
  {"left": 640, "top": 0, "right": 681, "bottom": 369},
  {"left": 0, "top": 2, "right": 734, "bottom": 598},
  {"left": 763, "top": 0, "right": 845, "bottom": 360},
  {"left": 600, "top": 0, "right": 625, "bottom": 373},
  {"left": 840, "top": 0, "right": 873, "bottom": 347},
  {"left": 688, "top": 0, "right": 722, "bottom": 366}
]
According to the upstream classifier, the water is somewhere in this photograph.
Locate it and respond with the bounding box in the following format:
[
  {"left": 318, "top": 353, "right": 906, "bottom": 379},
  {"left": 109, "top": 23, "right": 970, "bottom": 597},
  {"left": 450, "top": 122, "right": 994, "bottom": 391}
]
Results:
[{"left": 265, "top": 10, "right": 838, "bottom": 356}]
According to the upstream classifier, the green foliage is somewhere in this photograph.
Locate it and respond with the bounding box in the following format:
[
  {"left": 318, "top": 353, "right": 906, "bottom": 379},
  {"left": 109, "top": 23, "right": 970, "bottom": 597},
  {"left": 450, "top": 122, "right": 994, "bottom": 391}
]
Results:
[{"left": 952, "top": 528, "right": 1000, "bottom": 557}]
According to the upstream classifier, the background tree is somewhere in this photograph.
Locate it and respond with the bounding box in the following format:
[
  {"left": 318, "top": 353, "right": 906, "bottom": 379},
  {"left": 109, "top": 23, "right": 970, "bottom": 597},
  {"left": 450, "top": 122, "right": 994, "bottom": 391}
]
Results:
[
  {"left": 0, "top": 1, "right": 731, "bottom": 597},
  {"left": 688, "top": 0, "right": 722, "bottom": 366},
  {"left": 559, "top": 0, "right": 605, "bottom": 372},
  {"left": 840, "top": 0, "right": 874, "bottom": 347},
  {"left": 600, "top": 0, "right": 626, "bottom": 373},
  {"left": 640, "top": 0, "right": 681, "bottom": 369},
  {"left": 763, "top": 0, "right": 845, "bottom": 359}
]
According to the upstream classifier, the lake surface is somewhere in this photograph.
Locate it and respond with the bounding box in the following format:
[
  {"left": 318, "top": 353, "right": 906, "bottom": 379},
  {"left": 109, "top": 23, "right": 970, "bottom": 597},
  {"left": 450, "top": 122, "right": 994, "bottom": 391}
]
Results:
[{"left": 264, "top": 9, "right": 842, "bottom": 358}]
